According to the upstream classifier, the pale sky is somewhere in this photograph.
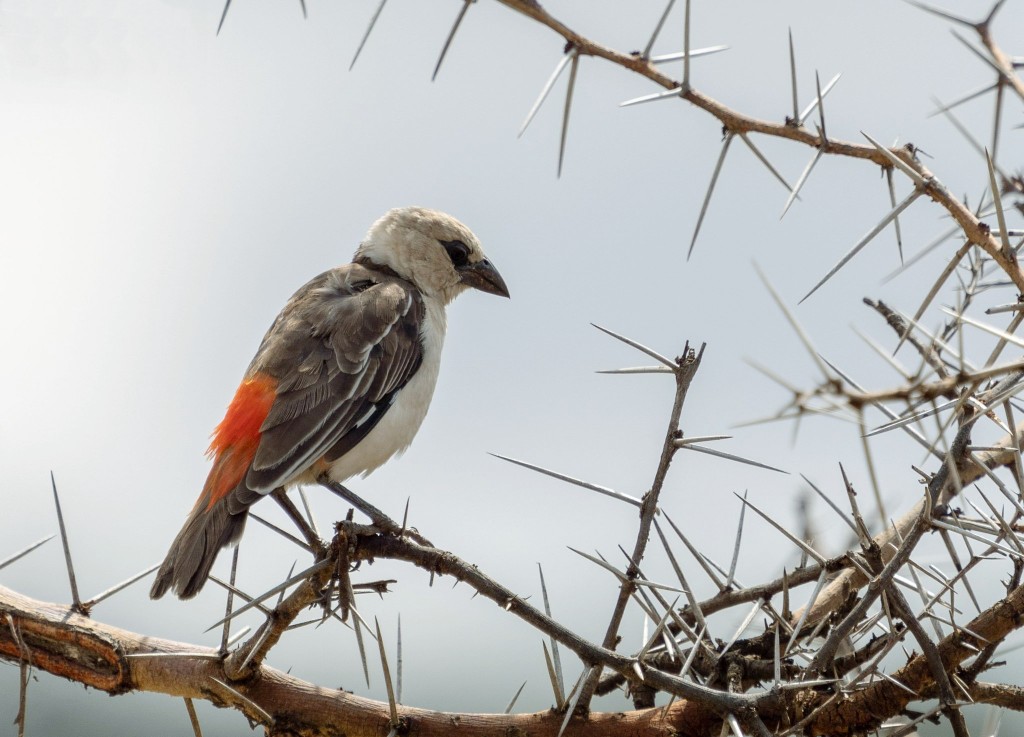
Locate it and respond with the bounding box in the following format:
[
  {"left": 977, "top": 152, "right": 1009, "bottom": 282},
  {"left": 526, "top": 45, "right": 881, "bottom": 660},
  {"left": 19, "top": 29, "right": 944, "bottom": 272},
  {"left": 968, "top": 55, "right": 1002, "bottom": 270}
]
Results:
[{"left": 1, "top": 1, "right": 1022, "bottom": 734}]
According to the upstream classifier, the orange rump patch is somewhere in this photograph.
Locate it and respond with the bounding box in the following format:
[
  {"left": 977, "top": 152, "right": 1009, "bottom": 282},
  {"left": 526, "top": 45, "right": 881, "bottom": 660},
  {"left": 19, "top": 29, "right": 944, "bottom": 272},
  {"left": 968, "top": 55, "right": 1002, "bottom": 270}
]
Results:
[{"left": 201, "top": 373, "right": 277, "bottom": 510}]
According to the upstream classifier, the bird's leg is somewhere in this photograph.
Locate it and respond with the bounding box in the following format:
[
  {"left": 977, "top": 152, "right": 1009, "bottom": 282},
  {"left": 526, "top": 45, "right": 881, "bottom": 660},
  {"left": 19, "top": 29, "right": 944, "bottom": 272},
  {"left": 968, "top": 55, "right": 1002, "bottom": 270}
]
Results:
[
  {"left": 317, "top": 475, "right": 434, "bottom": 547},
  {"left": 271, "top": 488, "right": 325, "bottom": 553},
  {"left": 318, "top": 476, "right": 398, "bottom": 532}
]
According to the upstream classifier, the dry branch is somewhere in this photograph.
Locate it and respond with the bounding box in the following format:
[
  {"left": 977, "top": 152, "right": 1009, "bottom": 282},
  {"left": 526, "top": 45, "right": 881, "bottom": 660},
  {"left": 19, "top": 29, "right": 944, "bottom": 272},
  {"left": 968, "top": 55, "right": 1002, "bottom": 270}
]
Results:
[
  {"left": 0, "top": 585, "right": 724, "bottom": 737},
  {"left": 4, "top": 1, "right": 1024, "bottom": 735},
  {"left": 8, "top": 565, "right": 1024, "bottom": 737},
  {"left": 496, "top": 0, "right": 1024, "bottom": 292}
]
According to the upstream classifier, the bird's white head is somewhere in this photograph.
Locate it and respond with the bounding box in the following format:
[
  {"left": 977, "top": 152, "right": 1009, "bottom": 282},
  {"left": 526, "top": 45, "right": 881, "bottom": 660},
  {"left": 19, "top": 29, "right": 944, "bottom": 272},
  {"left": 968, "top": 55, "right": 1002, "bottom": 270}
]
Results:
[{"left": 355, "top": 207, "right": 509, "bottom": 304}]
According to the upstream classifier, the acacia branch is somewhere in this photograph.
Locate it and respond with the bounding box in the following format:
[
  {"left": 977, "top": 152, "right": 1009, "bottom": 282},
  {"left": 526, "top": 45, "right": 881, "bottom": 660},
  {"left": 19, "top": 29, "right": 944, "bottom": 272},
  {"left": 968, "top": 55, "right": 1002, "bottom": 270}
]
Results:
[
  {"left": 0, "top": 584, "right": 722, "bottom": 737},
  {"left": 579, "top": 342, "right": 705, "bottom": 711},
  {"left": 807, "top": 579, "right": 1024, "bottom": 735},
  {"left": 354, "top": 530, "right": 753, "bottom": 712},
  {"left": 495, "top": 0, "right": 1024, "bottom": 292},
  {"left": 8, "top": 559, "right": 1024, "bottom": 736},
  {"left": 5, "top": 3, "right": 1024, "bottom": 735},
  {"left": 791, "top": 409, "right": 1024, "bottom": 628}
]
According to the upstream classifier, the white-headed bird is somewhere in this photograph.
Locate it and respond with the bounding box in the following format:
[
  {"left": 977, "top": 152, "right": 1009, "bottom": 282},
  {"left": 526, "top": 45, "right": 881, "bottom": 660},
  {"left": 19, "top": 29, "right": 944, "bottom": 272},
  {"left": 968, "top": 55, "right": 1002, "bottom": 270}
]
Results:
[{"left": 151, "top": 207, "right": 509, "bottom": 599}]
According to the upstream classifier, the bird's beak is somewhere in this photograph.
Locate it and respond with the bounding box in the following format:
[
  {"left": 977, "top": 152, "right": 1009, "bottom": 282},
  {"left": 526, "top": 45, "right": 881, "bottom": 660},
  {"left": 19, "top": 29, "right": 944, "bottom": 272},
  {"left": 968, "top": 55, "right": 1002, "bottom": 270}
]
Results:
[{"left": 458, "top": 259, "right": 510, "bottom": 298}]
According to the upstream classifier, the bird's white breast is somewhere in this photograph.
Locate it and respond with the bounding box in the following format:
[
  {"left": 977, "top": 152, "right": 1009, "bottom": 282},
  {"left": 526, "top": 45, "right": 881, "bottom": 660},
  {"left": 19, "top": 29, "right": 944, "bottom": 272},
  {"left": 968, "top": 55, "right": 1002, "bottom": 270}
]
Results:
[{"left": 325, "top": 298, "right": 448, "bottom": 482}]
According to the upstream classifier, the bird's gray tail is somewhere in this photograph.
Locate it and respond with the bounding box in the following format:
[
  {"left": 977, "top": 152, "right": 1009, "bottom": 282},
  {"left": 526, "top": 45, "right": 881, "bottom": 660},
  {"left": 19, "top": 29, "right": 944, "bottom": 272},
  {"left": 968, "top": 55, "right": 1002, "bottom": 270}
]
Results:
[{"left": 150, "top": 492, "right": 251, "bottom": 600}]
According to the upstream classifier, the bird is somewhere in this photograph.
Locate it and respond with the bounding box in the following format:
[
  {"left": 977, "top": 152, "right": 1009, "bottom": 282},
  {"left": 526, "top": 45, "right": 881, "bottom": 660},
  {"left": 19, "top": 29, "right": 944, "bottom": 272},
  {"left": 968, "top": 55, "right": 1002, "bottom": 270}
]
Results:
[{"left": 150, "top": 207, "right": 509, "bottom": 599}]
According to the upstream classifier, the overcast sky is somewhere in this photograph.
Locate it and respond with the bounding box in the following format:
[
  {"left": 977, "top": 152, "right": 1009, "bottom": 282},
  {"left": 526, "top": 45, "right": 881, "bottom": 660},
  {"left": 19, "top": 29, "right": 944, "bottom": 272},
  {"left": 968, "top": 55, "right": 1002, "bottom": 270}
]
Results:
[{"left": 1, "top": 1, "right": 1022, "bottom": 734}]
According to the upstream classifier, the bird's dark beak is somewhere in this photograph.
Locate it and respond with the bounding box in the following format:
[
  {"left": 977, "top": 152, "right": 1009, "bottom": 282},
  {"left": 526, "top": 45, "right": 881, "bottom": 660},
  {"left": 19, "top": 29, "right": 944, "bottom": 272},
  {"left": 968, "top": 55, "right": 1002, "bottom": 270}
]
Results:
[{"left": 458, "top": 259, "right": 510, "bottom": 298}]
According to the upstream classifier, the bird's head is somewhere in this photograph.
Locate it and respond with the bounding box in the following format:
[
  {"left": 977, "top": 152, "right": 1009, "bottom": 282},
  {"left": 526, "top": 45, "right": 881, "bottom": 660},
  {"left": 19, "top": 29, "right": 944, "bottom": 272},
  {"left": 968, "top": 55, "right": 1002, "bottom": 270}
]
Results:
[{"left": 355, "top": 207, "right": 510, "bottom": 304}]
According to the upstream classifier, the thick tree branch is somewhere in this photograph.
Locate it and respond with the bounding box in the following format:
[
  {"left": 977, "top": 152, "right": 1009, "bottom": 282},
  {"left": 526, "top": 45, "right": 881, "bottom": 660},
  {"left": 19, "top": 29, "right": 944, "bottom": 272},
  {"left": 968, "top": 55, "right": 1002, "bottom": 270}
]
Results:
[
  {"left": 0, "top": 584, "right": 728, "bottom": 737},
  {"left": 807, "top": 579, "right": 1024, "bottom": 735}
]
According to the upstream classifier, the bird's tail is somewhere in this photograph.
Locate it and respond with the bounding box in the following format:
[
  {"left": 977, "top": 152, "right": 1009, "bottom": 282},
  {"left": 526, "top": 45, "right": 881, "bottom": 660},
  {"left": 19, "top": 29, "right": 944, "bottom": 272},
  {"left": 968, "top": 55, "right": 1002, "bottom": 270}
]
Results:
[{"left": 149, "top": 487, "right": 255, "bottom": 600}]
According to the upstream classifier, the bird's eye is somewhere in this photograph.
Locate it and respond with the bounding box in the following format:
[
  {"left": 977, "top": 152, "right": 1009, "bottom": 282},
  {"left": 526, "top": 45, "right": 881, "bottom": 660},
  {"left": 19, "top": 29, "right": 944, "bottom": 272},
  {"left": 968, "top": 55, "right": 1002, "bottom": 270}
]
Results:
[{"left": 440, "top": 239, "right": 471, "bottom": 268}]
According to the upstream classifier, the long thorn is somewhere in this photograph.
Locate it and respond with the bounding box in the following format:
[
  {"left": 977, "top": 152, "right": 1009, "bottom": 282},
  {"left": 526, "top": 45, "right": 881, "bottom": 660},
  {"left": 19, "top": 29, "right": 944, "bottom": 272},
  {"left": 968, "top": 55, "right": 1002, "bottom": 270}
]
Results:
[
  {"left": 894, "top": 240, "right": 972, "bottom": 355},
  {"left": 653, "top": 520, "right": 708, "bottom": 633},
  {"left": 50, "top": 472, "right": 81, "bottom": 610},
  {"left": 375, "top": 618, "right": 399, "bottom": 724},
  {"left": 788, "top": 29, "right": 798, "bottom": 122},
  {"left": 942, "top": 308, "right": 1024, "bottom": 351},
  {"left": 986, "top": 148, "right": 1011, "bottom": 253},
  {"left": 721, "top": 598, "right": 764, "bottom": 655},
  {"left": 649, "top": 45, "right": 729, "bottom": 64},
  {"left": 737, "top": 493, "right": 826, "bottom": 564},
  {"left": 83, "top": 563, "right": 161, "bottom": 609},
  {"left": 350, "top": 0, "right": 387, "bottom": 70},
  {"left": 928, "top": 82, "right": 999, "bottom": 117},
  {"left": 861, "top": 131, "right": 927, "bottom": 186},
  {"left": 221, "top": 546, "right": 240, "bottom": 654},
  {"left": 519, "top": 53, "right": 574, "bottom": 137},
  {"left": 208, "top": 677, "right": 274, "bottom": 724},
  {"left": 754, "top": 263, "right": 833, "bottom": 382},
  {"left": 542, "top": 641, "right": 564, "bottom": 709},
  {"left": 677, "top": 442, "right": 789, "bottom": 473},
  {"left": 902, "top": 0, "right": 972, "bottom": 26},
  {"left": 596, "top": 365, "right": 674, "bottom": 375},
  {"left": 505, "top": 681, "right": 527, "bottom": 714},
  {"left": 0, "top": 535, "right": 54, "bottom": 572},
  {"left": 207, "top": 576, "right": 273, "bottom": 616},
  {"left": 237, "top": 625, "right": 272, "bottom": 673},
  {"left": 558, "top": 51, "right": 580, "bottom": 177},
  {"left": 184, "top": 697, "right": 203, "bottom": 737},
  {"left": 557, "top": 668, "right": 591, "bottom": 737},
  {"left": 568, "top": 547, "right": 627, "bottom": 582},
  {"left": 739, "top": 132, "right": 796, "bottom": 195},
  {"left": 800, "top": 189, "right": 922, "bottom": 303},
  {"left": 798, "top": 73, "right": 841, "bottom": 126},
  {"left": 815, "top": 70, "right": 827, "bottom": 142},
  {"left": 784, "top": 567, "right": 828, "bottom": 656},
  {"left": 886, "top": 167, "right": 904, "bottom": 262},
  {"left": 432, "top": 0, "right": 473, "bottom": 81},
  {"left": 225, "top": 626, "right": 252, "bottom": 650},
  {"left": 619, "top": 86, "right": 683, "bottom": 108},
  {"left": 249, "top": 513, "right": 313, "bottom": 551},
  {"left": 216, "top": 0, "right": 232, "bottom": 36},
  {"left": 681, "top": 0, "right": 692, "bottom": 90},
  {"left": 205, "top": 560, "right": 332, "bottom": 632},
  {"left": 396, "top": 614, "right": 403, "bottom": 704},
  {"left": 538, "top": 563, "right": 565, "bottom": 700},
  {"left": 642, "top": 0, "right": 676, "bottom": 59},
  {"left": 349, "top": 602, "right": 372, "bottom": 688},
  {"left": 951, "top": 30, "right": 1005, "bottom": 78},
  {"left": 591, "top": 323, "right": 678, "bottom": 369},
  {"left": 727, "top": 493, "right": 746, "bottom": 591},
  {"left": 801, "top": 474, "right": 857, "bottom": 534},
  {"left": 780, "top": 149, "right": 823, "bottom": 218},
  {"left": 664, "top": 512, "right": 726, "bottom": 589},
  {"left": 883, "top": 224, "right": 962, "bottom": 284},
  {"left": 991, "top": 81, "right": 1005, "bottom": 164},
  {"left": 297, "top": 487, "right": 320, "bottom": 541},
  {"left": 688, "top": 132, "right": 734, "bottom": 259},
  {"left": 490, "top": 453, "right": 643, "bottom": 507}
]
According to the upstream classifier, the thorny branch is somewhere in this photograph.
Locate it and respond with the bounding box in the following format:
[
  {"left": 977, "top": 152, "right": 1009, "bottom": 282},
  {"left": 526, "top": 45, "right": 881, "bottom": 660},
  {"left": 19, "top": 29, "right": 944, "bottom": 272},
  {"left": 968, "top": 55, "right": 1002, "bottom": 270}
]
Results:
[
  {"left": 8, "top": 521, "right": 1024, "bottom": 735},
  {"left": 577, "top": 342, "right": 705, "bottom": 713},
  {"left": 497, "top": 0, "right": 1024, "bottom": 292},
  {"left": 4, "top": 1, "right": 1024, "bottom": 736}
]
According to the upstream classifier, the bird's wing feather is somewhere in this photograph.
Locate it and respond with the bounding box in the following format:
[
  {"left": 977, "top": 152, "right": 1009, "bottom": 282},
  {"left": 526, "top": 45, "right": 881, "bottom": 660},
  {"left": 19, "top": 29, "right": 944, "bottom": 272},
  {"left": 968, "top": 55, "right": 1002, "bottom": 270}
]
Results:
[{"left": 245, "top": 266, "right": 424, "bottom": 492}]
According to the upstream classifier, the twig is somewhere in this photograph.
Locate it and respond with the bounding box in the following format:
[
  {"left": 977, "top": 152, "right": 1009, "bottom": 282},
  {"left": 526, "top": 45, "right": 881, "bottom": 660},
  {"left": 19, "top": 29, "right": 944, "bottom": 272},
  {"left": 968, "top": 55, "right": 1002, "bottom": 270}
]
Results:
[{"left": 575, "top": 343, "right": 704, "bottom": 711}]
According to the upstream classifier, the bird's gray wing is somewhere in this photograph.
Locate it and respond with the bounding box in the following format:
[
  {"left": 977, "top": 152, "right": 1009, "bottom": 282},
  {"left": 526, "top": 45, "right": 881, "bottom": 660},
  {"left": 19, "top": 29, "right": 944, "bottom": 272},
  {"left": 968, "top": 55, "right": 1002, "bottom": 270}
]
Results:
[{"left": 244, "top": 265, "right": 424, "bottom": 493}]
